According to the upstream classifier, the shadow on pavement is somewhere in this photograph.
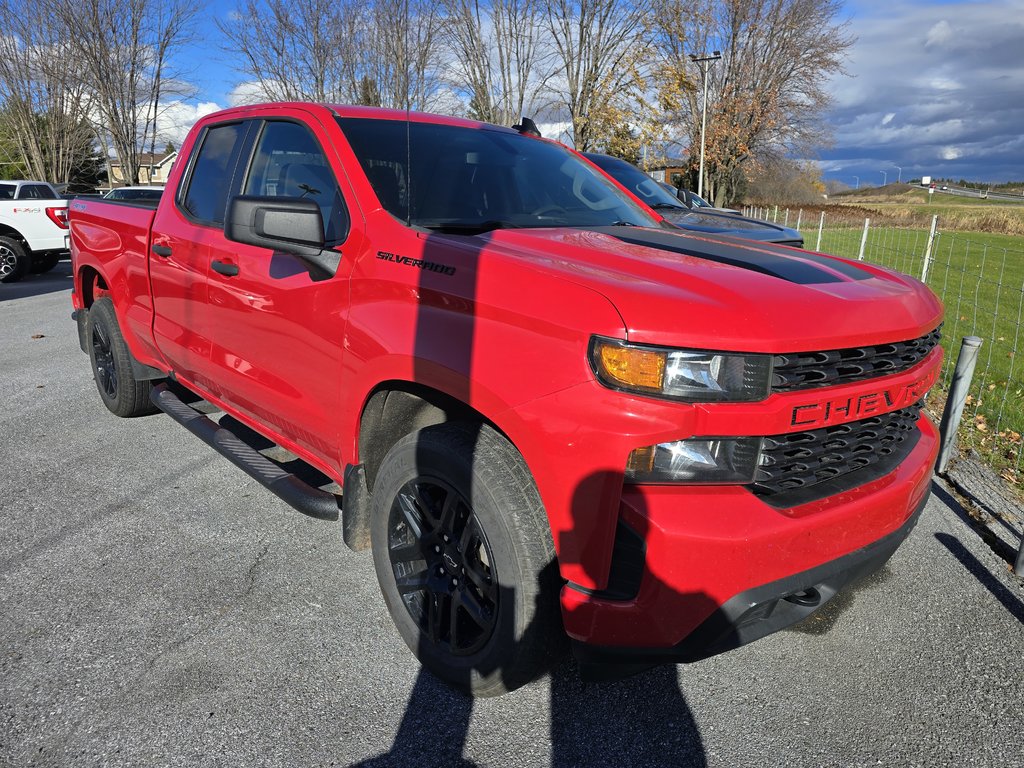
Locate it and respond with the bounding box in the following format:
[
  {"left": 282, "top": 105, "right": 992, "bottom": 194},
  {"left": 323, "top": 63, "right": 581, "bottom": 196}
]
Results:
[
  {"left": 934, "top": 532, "right": 1024, "bottom": 623},
  {"left": 0, "top": 259, "right": 73, "bottom": 301}
]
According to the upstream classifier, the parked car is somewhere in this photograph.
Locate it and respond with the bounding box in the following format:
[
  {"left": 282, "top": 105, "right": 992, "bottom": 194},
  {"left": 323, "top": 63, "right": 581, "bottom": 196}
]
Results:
[
  {"left": 0, "top": 195, "right": 69, "bottom": 282},
  {"left": 103, "top": 186, "right": 164, "bottom": 203},
  {"left": 0, "top": 180, "right": 61, "bottom": 201},
  {"left": 584, "top": 153, "right": 804, "bottom": 247}
]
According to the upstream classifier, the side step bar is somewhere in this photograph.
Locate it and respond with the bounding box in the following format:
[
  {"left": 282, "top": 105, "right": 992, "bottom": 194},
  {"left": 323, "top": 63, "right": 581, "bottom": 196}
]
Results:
[{"left": 150, "top": 383, "right": 340, "bottom": 521}]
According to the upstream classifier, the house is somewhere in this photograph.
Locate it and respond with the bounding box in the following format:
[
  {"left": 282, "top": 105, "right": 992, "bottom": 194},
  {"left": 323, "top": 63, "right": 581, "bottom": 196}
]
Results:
[{"left": 105, "top": 151, "right": 177, "bottom": 189}]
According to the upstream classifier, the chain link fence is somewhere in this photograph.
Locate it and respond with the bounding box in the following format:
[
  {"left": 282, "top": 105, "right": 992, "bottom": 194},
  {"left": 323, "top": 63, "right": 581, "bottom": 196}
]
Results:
[{"left": 744, "top": 206, "right": 1024, "bottom": 483}]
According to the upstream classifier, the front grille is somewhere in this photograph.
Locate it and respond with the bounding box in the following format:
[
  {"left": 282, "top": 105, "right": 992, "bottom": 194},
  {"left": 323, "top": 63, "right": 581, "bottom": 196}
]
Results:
[
  {"left": 772, "top": 326, "right": 941, "bottom": 392},
  {"left": 752, "top": 402, "right": 923, "bottom": 505}
]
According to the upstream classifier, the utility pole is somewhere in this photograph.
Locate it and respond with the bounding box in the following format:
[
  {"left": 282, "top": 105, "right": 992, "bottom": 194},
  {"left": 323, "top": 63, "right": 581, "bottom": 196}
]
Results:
[
  {"left": 880, "top": 169, "right": 887, "bottom": 186},
  {"left": 689, "top": 50, "right": 722, "bottom": 200}
]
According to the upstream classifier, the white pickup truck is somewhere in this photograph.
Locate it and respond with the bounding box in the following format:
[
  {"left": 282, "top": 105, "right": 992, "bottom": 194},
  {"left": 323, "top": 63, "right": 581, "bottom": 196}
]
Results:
[{"left": 0, "top": 187, "right": 70, "bottom": 282}]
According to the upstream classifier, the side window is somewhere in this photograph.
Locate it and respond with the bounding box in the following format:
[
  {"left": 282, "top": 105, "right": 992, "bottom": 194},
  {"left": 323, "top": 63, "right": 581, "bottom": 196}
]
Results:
[
  {"left": 181, "top": 122, "right": 246, "bottom": 225},
  {"left": 27, "top": 184, "right": 56, "bottom": 199},
  {"left": 243, "top": 121, "right": 349, "bottom": 243},
  {"left": 19, "top": 185, "right": 42, "bottom": 199}
]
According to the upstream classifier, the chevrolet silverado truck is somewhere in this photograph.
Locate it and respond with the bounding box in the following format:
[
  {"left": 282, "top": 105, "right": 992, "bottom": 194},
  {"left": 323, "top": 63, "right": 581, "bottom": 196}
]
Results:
[
  {"left": 0, "top": 193, "right": 69, "bottom": 282},
  {"left": 69, "top": 103, "right": 943, "bottom": 696}
]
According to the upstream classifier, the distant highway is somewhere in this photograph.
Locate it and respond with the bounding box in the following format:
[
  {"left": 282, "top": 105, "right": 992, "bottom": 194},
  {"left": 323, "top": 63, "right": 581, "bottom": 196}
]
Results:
[{"left": 917, "top": 183, "right": 1024, "bottom": 203}]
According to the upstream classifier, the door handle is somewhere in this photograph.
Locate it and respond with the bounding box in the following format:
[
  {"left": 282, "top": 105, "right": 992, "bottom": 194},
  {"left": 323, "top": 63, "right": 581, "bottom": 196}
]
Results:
[
  {"left": 212, "top": 260, "right": 239, "bottom": 277},
  {"left": 151, "top": 244, "right": 172, "bottom": 257}
]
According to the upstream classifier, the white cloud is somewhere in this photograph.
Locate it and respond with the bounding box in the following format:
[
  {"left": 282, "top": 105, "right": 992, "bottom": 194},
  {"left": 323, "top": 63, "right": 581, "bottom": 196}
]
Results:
[
  {"left": 925, "top": 20, "right": 954, "bottom": 47},
  {"left": 822, "top": 0, "right": 1024, "bottom": 182},
  {"left": 155, "top": 100, "right": 223, "bottom": 148}
]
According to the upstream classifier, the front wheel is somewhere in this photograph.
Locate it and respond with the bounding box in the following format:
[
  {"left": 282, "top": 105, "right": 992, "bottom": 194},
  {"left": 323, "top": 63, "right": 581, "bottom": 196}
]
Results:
[
  {"left": 370, "top": 423, "right": 563, "bottom": 696},
  {"left": 86, "top": 298, "right": 158, "bottom": 417}
]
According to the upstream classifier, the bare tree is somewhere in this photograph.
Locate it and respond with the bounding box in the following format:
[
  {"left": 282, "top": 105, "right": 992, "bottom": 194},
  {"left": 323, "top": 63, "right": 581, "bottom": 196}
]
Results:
[
  {"left": 651, "top": 0, "right": 853, "bottom": 205},
  {"left": 0, "top": 1, "right": 95, "bottom": 183},
  {"left": 544, "top": 0, "right": 650, "bottom": 150},
  {"left": 220, "top": 0, "right": 444, "bottom": 110},
  {"left": 50, "top": 0, "right": 198, "bottom": 186},
  {"left": 441, "top": 0, "right": 548, "bottom": 126},
  {"left": 218, "top": 0, "right": 351, "bottom": 102}
]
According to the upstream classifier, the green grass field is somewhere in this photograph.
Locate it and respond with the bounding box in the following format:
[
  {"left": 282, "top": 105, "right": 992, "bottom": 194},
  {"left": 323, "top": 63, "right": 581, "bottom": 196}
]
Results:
[{"left": 813, "top": 224, "right": 1024, "bottom": 481}]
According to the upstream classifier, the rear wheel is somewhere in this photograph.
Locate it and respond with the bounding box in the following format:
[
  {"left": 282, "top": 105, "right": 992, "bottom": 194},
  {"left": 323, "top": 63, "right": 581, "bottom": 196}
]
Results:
[
  {"left": 0, "top": 236, "right": 30, "bottom": 283},
  {"left": 370, "top": 422, "right": 563, "bottom": 696},
  {"left": 87, "top": 298, "right": 158, "bottom": 417}
]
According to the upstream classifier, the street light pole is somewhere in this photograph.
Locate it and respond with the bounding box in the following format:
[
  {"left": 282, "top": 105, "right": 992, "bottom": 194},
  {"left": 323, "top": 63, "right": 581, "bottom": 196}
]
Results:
[
  {"left": 894, "top": 164, "right": 902, "bottom": 183},
  {"left": 689, "top": 50, "right": 722, "bottom": 200},
  {"left": 880, "top": 170, "right": 888, "bottom": 186},
  {"left": 853, "top": 175, "right": 859, "bottom": 189}
]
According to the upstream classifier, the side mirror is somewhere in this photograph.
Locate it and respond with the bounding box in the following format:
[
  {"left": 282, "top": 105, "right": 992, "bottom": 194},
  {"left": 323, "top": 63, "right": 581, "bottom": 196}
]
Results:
[
  {"left": 225, "top": 196, "right": 339, "bottom": 275},
  {"left": 677, "top": 189, "right": 694, "bottom": 208}
]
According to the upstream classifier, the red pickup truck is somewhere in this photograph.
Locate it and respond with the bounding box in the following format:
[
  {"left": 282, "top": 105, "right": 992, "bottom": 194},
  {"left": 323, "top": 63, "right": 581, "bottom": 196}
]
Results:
[{"left": 70, "top": 103, "right": 943, "bottom": 696}]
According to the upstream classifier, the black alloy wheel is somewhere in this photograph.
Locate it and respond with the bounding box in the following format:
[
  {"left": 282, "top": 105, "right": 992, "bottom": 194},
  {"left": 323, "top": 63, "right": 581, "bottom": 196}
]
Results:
[
  {"left": 386, "top": 476, "right": 499, "bottom": 657},
  {"left": 91, "top": 319, "right": 118, "bottom": 399}
]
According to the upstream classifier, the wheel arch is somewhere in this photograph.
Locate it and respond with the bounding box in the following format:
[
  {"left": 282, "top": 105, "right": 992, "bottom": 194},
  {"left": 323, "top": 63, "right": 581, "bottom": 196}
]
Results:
[{"left": 356, "top": 380, "right": 512, "bottom": 492}]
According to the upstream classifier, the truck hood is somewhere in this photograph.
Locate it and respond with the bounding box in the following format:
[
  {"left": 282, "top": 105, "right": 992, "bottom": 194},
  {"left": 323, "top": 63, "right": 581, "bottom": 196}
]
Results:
[{"left": 466, "top": 225, "right": 943, "bottom": 352}]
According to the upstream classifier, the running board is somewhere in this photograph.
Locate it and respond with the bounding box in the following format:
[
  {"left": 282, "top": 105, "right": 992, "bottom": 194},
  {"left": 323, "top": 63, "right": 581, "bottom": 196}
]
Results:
[{"left": 150, "top": 383, "right": 340, "bottom": 521}]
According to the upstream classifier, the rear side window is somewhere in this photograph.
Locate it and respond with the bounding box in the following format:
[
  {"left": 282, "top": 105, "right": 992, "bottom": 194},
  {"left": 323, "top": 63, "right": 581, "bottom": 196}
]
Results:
[
  {"left": 25, "top": 184, "right": 56, "bottom": 199},
  {"left": 243, "top": 120, "right": 349, "bottom": 243},
  {"left": 0, "top": 184, "right": 12, "bottom": 199},
  {"left": 181, "top": 122, "right": 246, "bottom": 225}
]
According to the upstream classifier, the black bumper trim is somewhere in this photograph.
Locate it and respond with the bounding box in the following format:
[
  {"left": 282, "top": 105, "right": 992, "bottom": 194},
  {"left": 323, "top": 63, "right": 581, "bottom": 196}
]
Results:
[{"left": 574, "top": 490, "right": 929, "bottom": 679}]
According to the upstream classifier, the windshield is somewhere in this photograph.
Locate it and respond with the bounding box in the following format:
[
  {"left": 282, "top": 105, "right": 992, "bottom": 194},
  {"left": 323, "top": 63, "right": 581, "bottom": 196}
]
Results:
[
  {"left": 583, "top": 153, "right": 685, "bottom": 210},
  {"left": 337, "top": 117, "right": 659, "bottom": 232}
]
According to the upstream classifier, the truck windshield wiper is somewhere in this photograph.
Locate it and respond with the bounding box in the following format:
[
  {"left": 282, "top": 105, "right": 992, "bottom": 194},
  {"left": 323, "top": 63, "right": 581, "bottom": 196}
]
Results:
[{"left": 419, "top": 219, "right": 520, "bottom": 235}]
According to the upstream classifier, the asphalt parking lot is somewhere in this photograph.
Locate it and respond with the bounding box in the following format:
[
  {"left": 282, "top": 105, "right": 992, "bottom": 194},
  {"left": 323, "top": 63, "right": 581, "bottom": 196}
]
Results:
[{"left": 2, "top": 263, "right": 1023, "bottom": 768}]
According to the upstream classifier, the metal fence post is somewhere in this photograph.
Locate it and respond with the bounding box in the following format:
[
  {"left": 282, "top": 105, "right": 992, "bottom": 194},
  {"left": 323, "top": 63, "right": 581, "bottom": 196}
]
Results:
[
  {"left": 783, "top": 209, "right": 789, "bottom": 226},
  {"left": 936, "top": 336, "right": 983, "bottom": 474},
  {"left": 921, "top": 215, "right": 939, "bottom": 283},
  {"left": 815, "top": 211, "right": 825, "bottom": 251},
  {"left": 796, "top": 209, "right": 803, "bottom": 231},
  {"left": 858, "top": 218, "right": 870, "bottom": 260},
  {"left": 773, "top": 205, "right": 778, "bottom": 222}
]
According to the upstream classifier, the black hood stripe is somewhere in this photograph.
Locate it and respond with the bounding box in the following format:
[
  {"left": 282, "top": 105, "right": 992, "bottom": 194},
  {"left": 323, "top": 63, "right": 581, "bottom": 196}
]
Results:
[{"left": 594, "top": 227, "right": 872, "bottom": 285}]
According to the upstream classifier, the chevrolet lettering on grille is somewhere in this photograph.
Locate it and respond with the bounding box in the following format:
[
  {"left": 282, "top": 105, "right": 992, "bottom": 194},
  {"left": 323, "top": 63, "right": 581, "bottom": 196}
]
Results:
[{"left": 789, "top": 365, "right": 939, "bottom": 428}]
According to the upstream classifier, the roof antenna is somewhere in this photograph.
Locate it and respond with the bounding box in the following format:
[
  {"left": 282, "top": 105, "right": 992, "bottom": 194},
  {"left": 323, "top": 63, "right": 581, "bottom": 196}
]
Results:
[{"left": 512, "top": 117, "right": 542, "bottom": 138}]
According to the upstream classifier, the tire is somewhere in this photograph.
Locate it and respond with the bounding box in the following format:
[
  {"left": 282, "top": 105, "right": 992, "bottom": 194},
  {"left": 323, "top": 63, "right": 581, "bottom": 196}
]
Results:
[
  {"left": 370, "top": 422, "right": 564, "bottom": 697},
  {"left": 86, "top": 298, "right": 158, "bottom": 417},
  {"left": 0, "top": 236, "right": 30, "bottom": 283},
  {"left": 31, "top": 253, "right": 60, "bottom": 274}
]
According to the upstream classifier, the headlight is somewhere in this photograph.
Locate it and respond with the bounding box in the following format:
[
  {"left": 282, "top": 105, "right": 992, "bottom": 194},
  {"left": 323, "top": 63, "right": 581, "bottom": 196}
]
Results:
[
  {"left": 590, "top": 337, "right": 772, "bottom": 402},
  {"left": 626, "top": 437, "right": 762, "bottom": 484}
]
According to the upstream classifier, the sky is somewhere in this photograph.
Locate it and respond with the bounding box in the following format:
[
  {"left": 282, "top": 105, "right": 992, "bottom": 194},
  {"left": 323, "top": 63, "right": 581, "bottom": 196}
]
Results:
[{"left": 168, "top": 0, "right": 1024, "bottom": 187}]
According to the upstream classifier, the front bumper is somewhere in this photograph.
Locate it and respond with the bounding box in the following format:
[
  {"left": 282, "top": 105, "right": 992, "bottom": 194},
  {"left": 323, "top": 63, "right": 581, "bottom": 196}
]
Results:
[
  {"left": 572, "top": 487, "right": 928, "bottom": 676},
  {"left": 559, "top": 413, "right": 938, "bottom": 658}
]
